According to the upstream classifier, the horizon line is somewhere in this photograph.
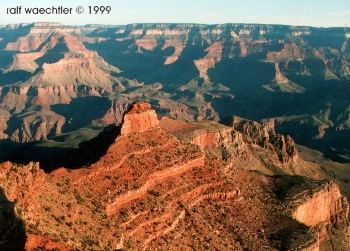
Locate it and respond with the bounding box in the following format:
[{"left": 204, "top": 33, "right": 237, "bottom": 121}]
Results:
[{"left": 1, "top": 21, "right": 349, "bottom": 29}]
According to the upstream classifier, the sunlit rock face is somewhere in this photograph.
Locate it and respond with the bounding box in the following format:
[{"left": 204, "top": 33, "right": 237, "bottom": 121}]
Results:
[
  {"left": 232, "top": 116, "right": 298, "bottom": 164},
  {"left": 120, "top": 102, "right": 160, "bottom": 135},
  {"left": 0, "top": 22, "right": 349, "bottom": 165},
  {"left": 0, "top": 102, "right": 349, "bottom": 250},
  {"left": 291, "top": 181, "right": 349, "bottom": 228}
]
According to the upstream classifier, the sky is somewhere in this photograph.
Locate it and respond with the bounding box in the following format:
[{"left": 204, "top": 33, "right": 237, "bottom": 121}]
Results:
[{"left": 0, "top": 0, "right": 349, "bottom": 27}]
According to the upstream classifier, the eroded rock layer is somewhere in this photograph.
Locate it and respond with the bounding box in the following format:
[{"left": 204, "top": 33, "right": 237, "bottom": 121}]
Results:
[
  {"left": 0, "top": 22, "right": 349, "bottom": 163},
  {"left": 0, "top": 103, "right": 348, "bottom": 250},
  {"left": 121, "top": 102, "right": 160, "bottom": 135}
]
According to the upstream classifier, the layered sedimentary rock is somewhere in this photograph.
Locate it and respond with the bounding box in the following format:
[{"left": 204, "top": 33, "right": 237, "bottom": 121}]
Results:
[
  {"left": 10, "top": 109, "right": 65, "bottom": 143},
  {"left": 161, "top": 116, "right": 303, "bottom": 171},
  {"left": 0, "top": 109, "right": 9, "bottom": 140},
  {"left": 4, "top": 23, "right": 83, "bottom": 52},
  {"left": 157, "top": 100, "right": 196, "bottom": 122},
  {"left": 162, "top": 39, "right": 185, "bottom": 64},
  {"left": 264, "top": 43, "right": 307, "bottom": 92},
  {"left": 0, "top": 86, "right": 29, "bottom": 113},
  {"left": 7, "top": 52, "right": 44, "bottom": 72},
  {"left": 194, "top": 42, "right": 223, "bottom": 79},
  {"left": 275, "top": 176, "right": 350, "bottom": 250},
  {"left": 0, "top": 103, "right": 349, "bottom": 250},
  {"left": 156, "top": 99, "right": 220, "bottom": 123},
  {"left": 4, "top": 34, "right": 49, "bottom": 52},
  {"left": 32, "top": 85, "right": 77, "bottom": 106},
  {"left": 267, "top": 43, "right": 305, "bottom": 62},
  {"left": 0, "top": 22, "right": 349, "bottom": 158},
  {"left": 26, "top": 51, "right": 119, "bottom": 89},
  {"left": 162, "top": 119, "right": 252, "bottom": 161},
  {"left": 197, "top": 103, "right": 220, "bottom": 121},
  {"left": 101, "top": 99, "right": 131, "bottom": 126},
  {"left": 120, "top": 102, "right": 160, "bottom": 135},
  {"left": 191, "top": 127, "right": 251, "bottom": 161},
  {"left": 135, "top": 37, "right": 157, "bottom": 52},
  {"left": 233, "top": 116, "right": 298, "bottom": 163},
  {"left": 290, "top": 181, "right": 349, "bottom": 228},
  {"left": 0, "top": 83, "right": 108, "bottom": 111},
  {"left": 5, "top": 32, "right": 60, "bottom": 72}
]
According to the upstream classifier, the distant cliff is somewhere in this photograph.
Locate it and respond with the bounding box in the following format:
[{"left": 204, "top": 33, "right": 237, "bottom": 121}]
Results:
[{"left": 0, "top": 22, "right": 349, "bottom": 162}]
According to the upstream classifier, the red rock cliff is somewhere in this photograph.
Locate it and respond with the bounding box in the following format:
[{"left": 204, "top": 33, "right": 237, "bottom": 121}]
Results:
[
  {"left": 120, "top": 102, "right": 160, "bottom": 135},
  {"left": 232, "top": 116, "right": 298, "bottom": 163},
  {"left": 290, "top": 181, "right": 349, "bottom": 228}
]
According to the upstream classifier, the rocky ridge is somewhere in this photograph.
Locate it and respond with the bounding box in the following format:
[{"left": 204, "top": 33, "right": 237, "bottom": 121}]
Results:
[
  {"left": 232, "top": 116, "right": 298, "bottom": 163},
  {"left": 0, "top": 103, "right": 348, "bottom": 250},
  {"left": 0, "top": 22, "right": 350, "bottom": 161},
  {"left": 120, "top": 102, "right": 160, "bottom": 136}
]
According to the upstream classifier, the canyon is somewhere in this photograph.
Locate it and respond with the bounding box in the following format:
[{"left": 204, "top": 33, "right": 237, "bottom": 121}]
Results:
[
  {"left": 0, "top": 22, "right": 349, "bottom": 250},
  {"left": 0, "top": 103, "right": 349, "bottom": 250},
  {"left": 0, "top": 23, "right": 349, "bottom": 163}
]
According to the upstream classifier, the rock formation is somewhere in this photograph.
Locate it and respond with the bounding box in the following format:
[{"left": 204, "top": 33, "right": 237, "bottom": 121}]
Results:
[
  {"left": 25, "top": 50, "right": 120, "bottom": 90},
  {"left": 161, "top": 119, "right": 252, "bottom": 161},
  {"left": 0, "top": 103, "right": 349, "bottom": 250},
  {"left": 7, "top": 52, "right": 44, "bottom": 72},
  {"left": 135, "top": 37, "right": 157, "bottom": 52},
  {"left": 101, "top": 99, "right": 131, "bottom": 126},
  {"left": 0, "top": 22, "right": 349, "bottom": 163},
  {"left": 233, "top": 116, "right": 298, "bottom": 163},
  {"left": 4, "top": 34, "right": 48, "bottom": 52},
  {"left": 162, "top": 39, "right": 185, "bottom": 64},
  {"left": 9, "top": 109, "right": 65, "bottom": 143},
  {"left": 267, "top": 43, "right": 305, "bottom": 62},
  {"left": 194, "top": 42, "right": 223, "bottom": 80},
  {"left": 290, "top": 181, "right": 349, "bottom": 228},
  {"left": 120, "top": 102, "right": 160, "bottom": 135},
  {"left": 0, "top": 109, "right": 9, "bottom": 140},
  {"left": 274, "top": 176, "right": 350, "bottom": 250}
]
